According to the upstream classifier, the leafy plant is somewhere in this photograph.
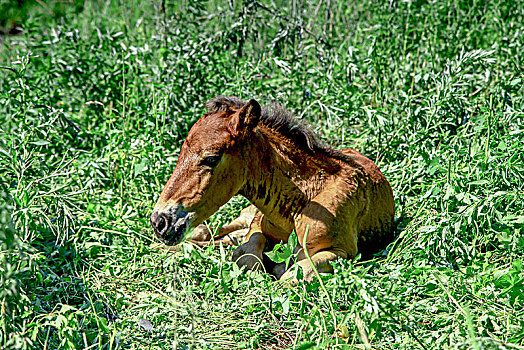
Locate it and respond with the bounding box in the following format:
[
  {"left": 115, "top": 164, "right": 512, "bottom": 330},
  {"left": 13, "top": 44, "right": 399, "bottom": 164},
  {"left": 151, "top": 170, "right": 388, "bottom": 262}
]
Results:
[
  {"left": 266, "top": 230, "right": 298, "bottom": 269},
  {"left": 0, "top": 0, "right": 523, "bottom": 348}
]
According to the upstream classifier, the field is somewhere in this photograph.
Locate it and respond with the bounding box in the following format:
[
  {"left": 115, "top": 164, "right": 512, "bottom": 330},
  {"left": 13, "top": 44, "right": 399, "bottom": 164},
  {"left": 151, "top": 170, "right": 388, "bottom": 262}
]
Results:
[{"left": 1, "top": 0, "right": 523, "bottom": 349}]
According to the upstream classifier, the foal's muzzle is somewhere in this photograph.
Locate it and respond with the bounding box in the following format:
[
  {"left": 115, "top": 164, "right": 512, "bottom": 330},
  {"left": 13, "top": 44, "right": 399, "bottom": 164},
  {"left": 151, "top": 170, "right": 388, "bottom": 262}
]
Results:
[{"left": 150, "top": 207, "right": 195, "bottom": 245}]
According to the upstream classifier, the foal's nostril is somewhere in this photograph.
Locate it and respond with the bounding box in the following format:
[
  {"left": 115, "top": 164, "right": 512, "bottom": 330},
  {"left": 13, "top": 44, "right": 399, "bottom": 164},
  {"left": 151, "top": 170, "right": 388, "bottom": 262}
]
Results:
[
  {"left": 151, "top": 211, "right": 171, "bottom": 235},
  {"left": 156, "top": 214, "right": 168, "bottom": 234}
]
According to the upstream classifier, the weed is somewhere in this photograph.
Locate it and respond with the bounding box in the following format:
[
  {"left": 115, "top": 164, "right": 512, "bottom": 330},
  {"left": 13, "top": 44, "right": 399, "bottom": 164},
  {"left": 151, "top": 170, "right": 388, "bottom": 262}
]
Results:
[{"left": 0, "top": 0, "right": 523, "bottom": 349}]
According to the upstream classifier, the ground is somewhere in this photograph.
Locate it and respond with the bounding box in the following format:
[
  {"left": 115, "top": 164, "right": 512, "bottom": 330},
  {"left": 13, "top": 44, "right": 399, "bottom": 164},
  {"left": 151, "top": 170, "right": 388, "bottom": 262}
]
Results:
[{"left": 0, "top": 1, "right": 523, "bottom": 349}]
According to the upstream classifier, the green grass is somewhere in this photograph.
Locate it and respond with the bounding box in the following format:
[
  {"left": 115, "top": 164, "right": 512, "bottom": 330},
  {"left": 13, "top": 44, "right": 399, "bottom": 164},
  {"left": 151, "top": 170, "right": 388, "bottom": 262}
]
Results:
[{"left": 0, "top": 0, "right": 523, "bottom": 349}]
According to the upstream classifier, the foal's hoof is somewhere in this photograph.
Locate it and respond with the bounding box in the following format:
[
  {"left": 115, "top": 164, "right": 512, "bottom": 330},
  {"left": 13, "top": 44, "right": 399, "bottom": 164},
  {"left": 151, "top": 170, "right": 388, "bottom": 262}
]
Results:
[
  {"left": 231, "top": 244, "right": 245, "bottom": 262},
  {"left": 233, "top": 245, "right": 264, "bottom": 271},
  {"left": 279, "top": 264, "right": 318, "bottom": 285},
  {"left": 279, "top": 268, "right": 300, "bottom": 286},
  {"left": 271, "top": 262, "right": 288, "bottom": 280},
  {"left": 235, "top": 254, "right": 265, "bottom": 272}
]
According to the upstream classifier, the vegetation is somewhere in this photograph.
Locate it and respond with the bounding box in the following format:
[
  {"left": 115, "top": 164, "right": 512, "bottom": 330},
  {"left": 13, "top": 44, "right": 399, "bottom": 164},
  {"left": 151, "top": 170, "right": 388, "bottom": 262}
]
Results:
[{"left": 0, "top": 0, "right": 523, "bottom": 348}]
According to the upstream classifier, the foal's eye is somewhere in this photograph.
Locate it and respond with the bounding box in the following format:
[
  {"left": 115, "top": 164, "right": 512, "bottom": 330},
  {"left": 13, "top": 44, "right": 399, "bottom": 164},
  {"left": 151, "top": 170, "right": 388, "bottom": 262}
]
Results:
[{"left": 200, "top": 155, "right": 222, "bottom": 168}]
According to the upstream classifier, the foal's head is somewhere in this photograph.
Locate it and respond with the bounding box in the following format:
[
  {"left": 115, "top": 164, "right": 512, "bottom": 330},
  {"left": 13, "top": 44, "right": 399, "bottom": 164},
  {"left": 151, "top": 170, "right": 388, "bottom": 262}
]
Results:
[{"left": 150, "top": 98, "right": 261, "bottom": 245}]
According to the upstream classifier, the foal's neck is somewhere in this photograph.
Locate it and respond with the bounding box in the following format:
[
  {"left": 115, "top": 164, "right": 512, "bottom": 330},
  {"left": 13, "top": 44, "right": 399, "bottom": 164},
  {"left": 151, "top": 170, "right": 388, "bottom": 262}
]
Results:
[{"left": 239, "top": 127, "right": 337, "bottom": 231}]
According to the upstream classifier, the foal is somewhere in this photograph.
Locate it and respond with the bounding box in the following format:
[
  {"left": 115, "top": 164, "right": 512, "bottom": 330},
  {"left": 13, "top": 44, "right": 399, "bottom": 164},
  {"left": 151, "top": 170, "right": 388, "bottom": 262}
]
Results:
[{"left": 150, "top": 97, "right": 394, "bottom": 281}]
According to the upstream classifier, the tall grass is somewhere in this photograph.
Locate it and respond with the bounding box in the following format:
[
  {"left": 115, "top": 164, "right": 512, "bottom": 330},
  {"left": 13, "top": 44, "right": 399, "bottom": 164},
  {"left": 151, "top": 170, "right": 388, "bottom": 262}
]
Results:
[{"left": 0, "top": 0, "right": 523, "bottom": 349}]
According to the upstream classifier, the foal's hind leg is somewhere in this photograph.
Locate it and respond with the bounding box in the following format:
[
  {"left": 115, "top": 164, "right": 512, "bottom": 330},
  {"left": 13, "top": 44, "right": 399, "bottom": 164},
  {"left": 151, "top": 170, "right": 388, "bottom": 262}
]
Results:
[
  {"left": 279, "top": 179, "right": 358, "bottom": 282},
  {"left": 279, "top": 250, "right": 346, "bottom": 282}
]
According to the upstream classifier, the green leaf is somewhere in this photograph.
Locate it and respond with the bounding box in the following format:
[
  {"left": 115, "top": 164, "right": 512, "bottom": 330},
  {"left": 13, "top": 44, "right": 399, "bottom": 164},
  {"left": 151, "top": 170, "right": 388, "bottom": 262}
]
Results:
[
  {"left": 265, "top": 242, "right": 292, "bottom": 263},
  {"left": 31, "top": 140, "right": 50, "bottom": 146},
  {"left": 134, "top": 158, "right": 148, "bottom": 176},
  {"left": 295, "top": 343, "right": 316, "bottom": 350},
  {"left": 468, "top": 179, "right": 489, "bottom": 185},
  {"left": 266, "top": 231, "right": 298, "bottom": 264},
  {"left": 503, "top": 215, "right": 524, "bottom": 224}
]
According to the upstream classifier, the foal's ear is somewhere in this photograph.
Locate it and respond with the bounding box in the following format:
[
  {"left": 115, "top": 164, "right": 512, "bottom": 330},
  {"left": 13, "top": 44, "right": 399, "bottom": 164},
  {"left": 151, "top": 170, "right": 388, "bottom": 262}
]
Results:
[
  {"left": 239, "top": 99, "right": 261, "bottom": 129},
  {"left": 230, "top": 99, "right": 261, "bottom": 136}
]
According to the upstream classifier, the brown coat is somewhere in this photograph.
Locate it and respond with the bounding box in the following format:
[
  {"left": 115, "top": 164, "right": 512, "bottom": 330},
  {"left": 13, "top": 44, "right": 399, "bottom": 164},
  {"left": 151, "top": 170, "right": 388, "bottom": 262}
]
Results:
[{"left": 150, "top": 97, "right": 394, "bottom": 281}]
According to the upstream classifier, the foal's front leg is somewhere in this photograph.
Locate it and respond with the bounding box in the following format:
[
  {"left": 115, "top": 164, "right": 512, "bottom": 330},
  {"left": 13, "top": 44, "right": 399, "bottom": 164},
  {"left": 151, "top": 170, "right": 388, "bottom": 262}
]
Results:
[
  {"left": 187, "top": 205, "right": 258, "bottom": 246},
  {"left": 231, "top": 211, "right": 269, "bottom": 272}
]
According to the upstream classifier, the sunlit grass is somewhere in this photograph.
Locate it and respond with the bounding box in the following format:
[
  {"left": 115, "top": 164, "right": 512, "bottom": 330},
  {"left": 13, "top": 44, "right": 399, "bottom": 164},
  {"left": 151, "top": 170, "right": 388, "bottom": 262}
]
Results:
[{"left": 1, "top": 0, "right": 523, "bottom": 349}]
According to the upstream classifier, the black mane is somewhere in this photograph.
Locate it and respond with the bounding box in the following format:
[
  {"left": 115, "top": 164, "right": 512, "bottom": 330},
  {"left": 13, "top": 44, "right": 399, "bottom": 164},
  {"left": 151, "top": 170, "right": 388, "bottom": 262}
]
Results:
[{"left": 205, "top": 96, "right": 352, "bottom": 163}]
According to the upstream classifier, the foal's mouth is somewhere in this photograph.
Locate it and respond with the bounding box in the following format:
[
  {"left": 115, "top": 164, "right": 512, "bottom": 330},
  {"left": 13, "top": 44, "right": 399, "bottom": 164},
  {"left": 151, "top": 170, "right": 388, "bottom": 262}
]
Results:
[{"left": 150, "top": 207, "right": 196, "bottom": 246}]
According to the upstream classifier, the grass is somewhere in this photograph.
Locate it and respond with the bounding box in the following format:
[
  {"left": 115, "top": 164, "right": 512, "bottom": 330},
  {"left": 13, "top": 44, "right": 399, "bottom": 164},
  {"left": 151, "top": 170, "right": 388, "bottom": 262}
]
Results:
[{"left": 0, "top": 0, "right": 523, "bottom": 349}]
